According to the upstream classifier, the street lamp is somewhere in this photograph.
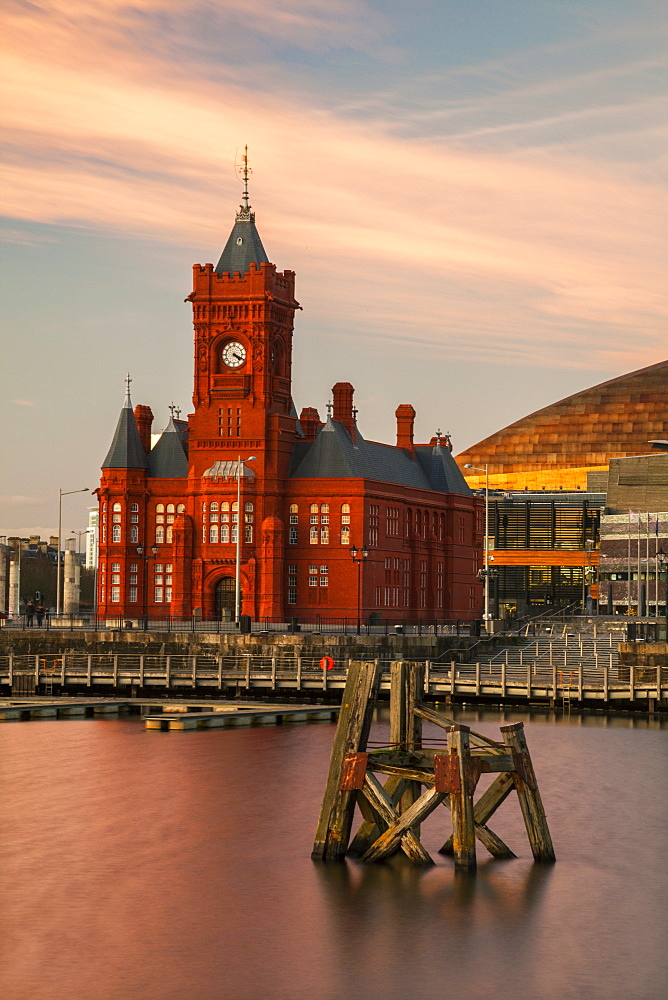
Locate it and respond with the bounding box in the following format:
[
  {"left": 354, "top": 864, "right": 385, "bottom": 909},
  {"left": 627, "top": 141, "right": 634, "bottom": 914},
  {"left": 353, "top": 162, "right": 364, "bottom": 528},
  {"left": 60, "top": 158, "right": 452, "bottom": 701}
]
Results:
[
  {"left": 57, "top": 487, "right": 89, "bottom": 616},
  {"left": 350, "top": 545, "right": 369, "bottom": 635},
  {"left": 582, "top": 538, "right": 596, "bottom": 616},
  {"left": 70, "top": 528, "right": 89, "bottom": 558},
  {"left": 464, "top": 463, "right": 490, "bottom": 622},
  {"left": 137, "top": 544, "right": 159, "bottom": 629},
  {"left": 658, "top": 550, "right": 668, "bottom": 636},
  {"left": 235, "top": 455, "right": 256, "bottom": 623}
]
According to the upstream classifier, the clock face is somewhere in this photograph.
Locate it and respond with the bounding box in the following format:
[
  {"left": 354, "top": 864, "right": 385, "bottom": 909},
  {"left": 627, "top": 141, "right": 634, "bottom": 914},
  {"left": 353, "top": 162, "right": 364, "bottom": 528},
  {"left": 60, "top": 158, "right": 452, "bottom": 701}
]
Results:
[{"left": 222, "top": 341, "right": 247, "bottom": 369}]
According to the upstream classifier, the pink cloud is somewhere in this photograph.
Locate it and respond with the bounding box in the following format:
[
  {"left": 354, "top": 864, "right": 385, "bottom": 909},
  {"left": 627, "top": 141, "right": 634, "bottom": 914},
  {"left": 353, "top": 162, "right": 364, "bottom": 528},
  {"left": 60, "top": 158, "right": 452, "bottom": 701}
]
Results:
[{"left": 1, "top": 0, "right": 665, "bottom": 373}]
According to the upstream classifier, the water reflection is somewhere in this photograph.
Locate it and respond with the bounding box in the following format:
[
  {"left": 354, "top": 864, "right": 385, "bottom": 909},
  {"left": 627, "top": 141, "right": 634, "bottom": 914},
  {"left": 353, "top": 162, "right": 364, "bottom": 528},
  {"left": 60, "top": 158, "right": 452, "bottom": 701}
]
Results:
[{"left": 1, "top": 710, "right": 665, "bottom": 1000}]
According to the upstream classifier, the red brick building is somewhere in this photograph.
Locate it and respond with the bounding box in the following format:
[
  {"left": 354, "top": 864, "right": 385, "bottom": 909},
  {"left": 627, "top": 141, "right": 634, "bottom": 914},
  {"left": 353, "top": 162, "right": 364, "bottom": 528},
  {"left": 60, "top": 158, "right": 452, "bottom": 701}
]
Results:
[{"left": 96, "top": 175, "right": 482, "bottom": 623}]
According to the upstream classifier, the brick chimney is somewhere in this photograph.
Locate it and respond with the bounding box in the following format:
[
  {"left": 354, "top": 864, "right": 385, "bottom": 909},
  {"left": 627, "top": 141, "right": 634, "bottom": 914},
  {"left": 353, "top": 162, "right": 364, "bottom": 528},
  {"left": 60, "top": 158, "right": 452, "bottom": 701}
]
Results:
[
  {"left": 299, "top": 407, "right": 322, "bottom": 442},
  {"left": 134, "top": 405, "right": 154, "bottom": 455},
  {"left": 395, "top": 404, "right": 416, "bottom": 454},
  {"left": 332, "top": 382, "right": 355, "bottom": 436}
]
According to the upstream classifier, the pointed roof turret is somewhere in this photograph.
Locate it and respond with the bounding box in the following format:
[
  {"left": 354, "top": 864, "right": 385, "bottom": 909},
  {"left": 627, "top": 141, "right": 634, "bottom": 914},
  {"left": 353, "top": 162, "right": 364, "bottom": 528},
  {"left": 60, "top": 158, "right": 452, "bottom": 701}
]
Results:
[
  {"left": 148, "top": 415, "right": 188, "bottom": 478},
  {"left": 215, "top": 146, "right": 270, "bottom": 275},
  {"left": 102, "top": 375, "right": 149, "bottom": 470}
]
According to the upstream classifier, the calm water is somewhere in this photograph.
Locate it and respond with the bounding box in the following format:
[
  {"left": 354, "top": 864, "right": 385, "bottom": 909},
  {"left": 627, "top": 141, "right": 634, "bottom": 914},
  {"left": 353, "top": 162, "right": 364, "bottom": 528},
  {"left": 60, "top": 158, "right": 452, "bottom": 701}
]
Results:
[{"left": 1, "top": 707, "right": 666, "bottom": 1000}]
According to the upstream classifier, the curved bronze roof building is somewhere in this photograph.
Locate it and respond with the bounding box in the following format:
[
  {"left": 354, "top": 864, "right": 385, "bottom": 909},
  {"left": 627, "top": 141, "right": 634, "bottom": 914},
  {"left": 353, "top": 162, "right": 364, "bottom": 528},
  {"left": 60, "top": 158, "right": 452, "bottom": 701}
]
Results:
[{"left": 456, "top": 360, "right": 668, "bottom": 491}]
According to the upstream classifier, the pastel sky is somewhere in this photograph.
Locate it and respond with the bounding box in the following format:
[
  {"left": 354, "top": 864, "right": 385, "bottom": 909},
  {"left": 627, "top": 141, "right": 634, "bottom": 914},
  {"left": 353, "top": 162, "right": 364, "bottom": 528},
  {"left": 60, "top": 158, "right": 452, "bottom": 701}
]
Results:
[{"left": 1, "top": 0, "right": 666, "bottom": 540}]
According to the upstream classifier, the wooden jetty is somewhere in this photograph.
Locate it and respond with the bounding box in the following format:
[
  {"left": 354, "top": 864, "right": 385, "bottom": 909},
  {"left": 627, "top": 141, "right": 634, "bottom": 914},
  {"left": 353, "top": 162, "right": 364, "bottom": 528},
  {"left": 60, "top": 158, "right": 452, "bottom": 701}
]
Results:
[
  {"left": 1, "top": 649, "right": 664, "bottom": 711},
  {"left": 144, "top": 705, "right": 338, "bottom": 731},
  {"left": 0, "top": 697, "right": 339, "bottom": 731},
  {"left": 312, "top": 661, "right": 555, "bottom": 871}
]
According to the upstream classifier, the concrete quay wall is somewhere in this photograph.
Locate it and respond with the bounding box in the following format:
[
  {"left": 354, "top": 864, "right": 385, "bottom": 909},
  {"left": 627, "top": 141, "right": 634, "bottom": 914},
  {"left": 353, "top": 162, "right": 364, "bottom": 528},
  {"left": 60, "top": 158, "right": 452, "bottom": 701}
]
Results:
[{"left": 0, "top": 628, "right": 509, "bottom": 662}]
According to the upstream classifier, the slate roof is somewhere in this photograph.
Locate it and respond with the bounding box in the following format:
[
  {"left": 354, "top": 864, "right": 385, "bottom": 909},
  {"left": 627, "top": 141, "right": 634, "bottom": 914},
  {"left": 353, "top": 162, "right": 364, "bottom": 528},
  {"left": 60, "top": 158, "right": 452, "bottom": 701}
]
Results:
[
  {"left": 215, "top": 214, "right": 269, "bottom": 275},
  {"left": 102, "top": 394, "right": 148, "bottom": 470},
  {"left": 148, "top": 417, "right": 188, "bottom": 478},
  {"left": 289, "top": 419, "right": 472, "bottom": 496}
]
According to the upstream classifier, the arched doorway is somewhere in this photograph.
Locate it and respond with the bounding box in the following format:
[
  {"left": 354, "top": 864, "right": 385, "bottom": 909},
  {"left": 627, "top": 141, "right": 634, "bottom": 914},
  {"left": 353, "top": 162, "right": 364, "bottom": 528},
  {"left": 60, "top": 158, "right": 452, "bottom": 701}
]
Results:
[{"left": 215, "top": 577, "right": 238, "bottom": 621}]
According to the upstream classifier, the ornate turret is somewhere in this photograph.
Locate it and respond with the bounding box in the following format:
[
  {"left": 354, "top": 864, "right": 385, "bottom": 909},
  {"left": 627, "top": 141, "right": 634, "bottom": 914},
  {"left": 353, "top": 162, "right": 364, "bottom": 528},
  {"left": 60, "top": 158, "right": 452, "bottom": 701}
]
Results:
[{"left": 102, "top": 375, "right": 148, "bottom": 470}]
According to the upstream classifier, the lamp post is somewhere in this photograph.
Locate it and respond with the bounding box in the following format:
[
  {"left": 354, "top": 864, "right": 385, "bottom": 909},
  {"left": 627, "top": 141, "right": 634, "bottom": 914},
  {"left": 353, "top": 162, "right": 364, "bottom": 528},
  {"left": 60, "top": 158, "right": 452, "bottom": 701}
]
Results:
[
  {"left": 581, "top": 538, "right": 596, "bottom": 615},
  {"left": 658, "top": 550, "right": 668, "bottom": 637},
  {"left": 57, "top": 487, "right": 88, "bottom": 616},
  {"left": 464, "top": 463, "right": 490, "bottom": 622},
  {"left": 350, "top": 545, "right": 369, "bottom": 635},
  {"left": 70, "top": 528, "right": 88, "bottom": 559},
  {"left": 137, "top": 544, "right": 159, "bottom": 629},
  {"left": 235, "top": 455, "right": 256, "bottom": 623}
]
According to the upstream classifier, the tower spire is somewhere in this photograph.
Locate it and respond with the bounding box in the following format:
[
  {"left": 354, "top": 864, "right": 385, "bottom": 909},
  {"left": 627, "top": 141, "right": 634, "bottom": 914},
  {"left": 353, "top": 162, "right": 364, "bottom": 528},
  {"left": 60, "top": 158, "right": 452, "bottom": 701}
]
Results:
[
  {"left": 236, "top": 145, "right": 254, "bottom": 222},
  {"left": 124, "top": 372, "right": 132, "bottom": 407}
]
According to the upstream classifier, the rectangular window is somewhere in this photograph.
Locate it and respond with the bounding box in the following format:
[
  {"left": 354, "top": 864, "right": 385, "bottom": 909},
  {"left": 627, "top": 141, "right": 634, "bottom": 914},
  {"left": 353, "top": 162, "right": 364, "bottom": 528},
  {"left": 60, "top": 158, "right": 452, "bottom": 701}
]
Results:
[
  {"left": 111, "top": 586, "right": 120, "bottom": 603},
  {"left": 375, "top": 586, "right": 382, "bottom": 606},
  {"left": 309, "top": 565, "right": 318, "bottom": 586},
  {"left": 154, "top": 587, "right": 163, "bottom": 603},
  {"left": 289, "top": 515, "right": 298, "bottom": 524},
  {"left": 165, "top": 587, "right": 172, "bottom": 602},
  {"left": 368, "top": 504, "right": 379, "bottom": 547},
  {"left": 289, "top": 527, "right": 298, "bottom": 544},
  {"left": 386, "top": 507, "right": 399, "bottom": 536},
  {"left": 112, "top": 563, "right": 120, "bottom": 572},
  {"left": 310, "top": 514, "right": 318, "bottom": 524},
  {"left": 320, "top": 565, "right": 328, "bottom": 587},
  {"left": 340, "top": 525, "right": 350, "bottom": 545},
  {"left": 288, "top": 587, "right": 297, "bottom": 605},
  {"left": 129, "top": 586, "right": 137, "bottom": 603},
  {"left": 129, "top": 573, "right": 137, "bottom": 586}
]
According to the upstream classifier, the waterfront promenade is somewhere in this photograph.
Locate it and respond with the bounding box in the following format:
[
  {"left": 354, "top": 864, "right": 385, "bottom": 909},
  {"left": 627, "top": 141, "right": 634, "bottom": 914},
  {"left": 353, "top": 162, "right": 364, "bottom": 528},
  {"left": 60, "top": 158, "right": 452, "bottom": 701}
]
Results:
[{"left": 2, "top": 641, "right": 665, "bottom": 711}]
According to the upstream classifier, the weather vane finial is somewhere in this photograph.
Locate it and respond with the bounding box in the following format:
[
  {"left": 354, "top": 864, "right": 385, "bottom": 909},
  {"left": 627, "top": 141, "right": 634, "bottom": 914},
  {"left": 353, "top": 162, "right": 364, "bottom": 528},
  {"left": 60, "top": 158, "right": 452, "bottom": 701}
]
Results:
[
  {"left": 125, "top": 373, "right": 132, "bottom": 402},
  {"left": 235, "top": 145, "right": 253, "bottom": 219}
]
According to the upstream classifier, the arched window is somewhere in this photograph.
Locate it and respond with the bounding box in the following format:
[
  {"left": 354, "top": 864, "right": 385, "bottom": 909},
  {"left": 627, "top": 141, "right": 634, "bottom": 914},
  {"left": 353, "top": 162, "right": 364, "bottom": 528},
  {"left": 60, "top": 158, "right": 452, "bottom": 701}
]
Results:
[
  {"left": 232, "top": 502, "right": 238, "bottom": 523},
  {"left": 156, "top": 525, "right": 165, "bottom": 544},
  {"left": 177, "top": 504, "right": 185, "bottom": 513},
  {"left": 130, "top": 502, "right": 138, "bottom": 513},
  {"left": 156, "top": 503, "right": 165, "bottom": 513},
  {"left": 210, "top": 524, "right": 219, "bottom": 543},
  {"left": 130, "top": 525, "right": 138, "bottom": 543},
  {"left": 245, "top": 501, "right": 253, "bottom": 511},
  {"left": 112, "top": 502, "right": 122, "bottom": 524},
  {"left": 310, "top": 503, "right": 318, "bottom": 513},
  {"left": 166, "top": 503, "right": 175, "bottom": 514},
  {"left": 202, "top": 524, "right": 207, "bottom": 543},
  {"left": 210, "top": 502, "right": 219, "bottom": 511},
  {"left": 244, "top": 525, "right": 253, "bottom": 543},
  {"left": 201, "top": 502, "right": 207, "bottom": 513},
  {"left": 289, "top": 504, "right": 298, "bottom": 514},
  {"left": 341, "top": 503, "right": 350, "bottom": 526},
  {"left": 112, "top": 524, "right": 121, "bottom": 543},
  {"left": 320, "top": 504, "right": 329, "bottom": 513},
  {"left": 221, "top": 524, "right": 230, "bottom": 543},
  {"left": 231, "top": 523, "right": 238, "bottom": 543}
]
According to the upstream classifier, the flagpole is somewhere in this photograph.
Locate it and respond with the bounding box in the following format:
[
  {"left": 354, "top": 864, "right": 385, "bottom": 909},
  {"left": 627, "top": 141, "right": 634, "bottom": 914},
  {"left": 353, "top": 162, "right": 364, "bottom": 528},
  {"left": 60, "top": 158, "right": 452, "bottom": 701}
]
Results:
[
  {"left": 637, "top": 517, "right": 641, "bottom": 616},
  {"left": 627, "top": 511, "right": 631, "bottom": 614},
  {"left": 645, "top": 513, "right": 649, "bottom": 617},
  {"left": 655, "top": 515, "right": 659, "bottom": 617}
]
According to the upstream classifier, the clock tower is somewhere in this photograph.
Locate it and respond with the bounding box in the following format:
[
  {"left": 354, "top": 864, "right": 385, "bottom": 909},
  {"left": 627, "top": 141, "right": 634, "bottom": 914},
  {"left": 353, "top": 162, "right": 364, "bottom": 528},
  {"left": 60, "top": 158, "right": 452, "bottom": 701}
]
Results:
[
  {"left": 183, "top": 150, "right": 300, "bottom": 618},
  {"left": 187, "top": 150, "right": 299, "bottom": 483}
]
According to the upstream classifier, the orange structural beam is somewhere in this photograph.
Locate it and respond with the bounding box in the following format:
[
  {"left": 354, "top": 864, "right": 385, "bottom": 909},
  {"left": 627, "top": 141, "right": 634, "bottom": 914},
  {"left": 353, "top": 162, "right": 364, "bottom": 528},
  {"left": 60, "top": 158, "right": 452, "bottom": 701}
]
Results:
[{"left": 489, "top": 550, "right": 599, "bottom": 567}]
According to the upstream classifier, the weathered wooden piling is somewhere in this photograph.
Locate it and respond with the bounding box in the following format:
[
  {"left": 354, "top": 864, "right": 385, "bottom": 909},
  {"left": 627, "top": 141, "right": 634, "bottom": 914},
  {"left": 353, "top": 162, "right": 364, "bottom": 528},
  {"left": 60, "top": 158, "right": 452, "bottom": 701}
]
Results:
[{"left": 312, "top": 660, "right": 555, "bottom": 870}]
